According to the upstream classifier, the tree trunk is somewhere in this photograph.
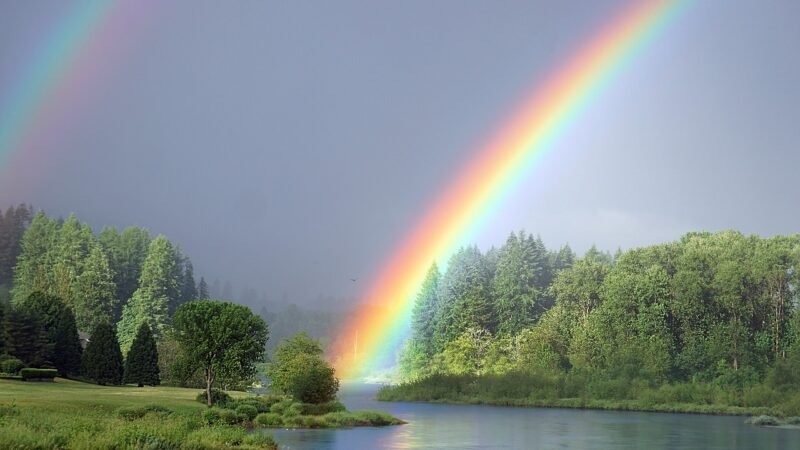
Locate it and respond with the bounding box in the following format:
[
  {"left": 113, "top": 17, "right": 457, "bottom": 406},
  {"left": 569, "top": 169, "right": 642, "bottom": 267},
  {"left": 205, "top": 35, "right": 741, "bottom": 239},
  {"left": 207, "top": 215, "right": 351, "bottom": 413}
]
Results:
[{"left": 205, "top": 367, "right": 213, "bottom": 407}]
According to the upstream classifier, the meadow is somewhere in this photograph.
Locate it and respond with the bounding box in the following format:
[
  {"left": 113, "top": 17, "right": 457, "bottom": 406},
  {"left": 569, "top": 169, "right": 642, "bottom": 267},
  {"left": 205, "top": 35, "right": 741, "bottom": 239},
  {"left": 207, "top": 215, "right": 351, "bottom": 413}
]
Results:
[{"left": 0, "top": 378, "right": 277, "bottom": 449}]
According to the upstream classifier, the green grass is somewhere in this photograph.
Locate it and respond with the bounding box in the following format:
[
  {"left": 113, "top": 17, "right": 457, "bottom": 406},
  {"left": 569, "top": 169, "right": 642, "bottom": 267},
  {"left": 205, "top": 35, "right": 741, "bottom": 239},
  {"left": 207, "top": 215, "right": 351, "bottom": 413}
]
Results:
[
  {"left": 377, "top": 373, "right": 800, "bottom": 418},
  {"left": 0, "top": 378, "right": 277, "bottom": 449}
]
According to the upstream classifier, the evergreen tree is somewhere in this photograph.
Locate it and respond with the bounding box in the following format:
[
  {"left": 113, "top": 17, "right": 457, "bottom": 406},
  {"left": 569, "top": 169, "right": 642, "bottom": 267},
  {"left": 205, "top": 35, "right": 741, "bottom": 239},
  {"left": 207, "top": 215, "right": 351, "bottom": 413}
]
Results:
[
  {"left": 493, "top": 231, "right": 543, "bottom": 336},
  {"left": 82, "top": 322, "right": 123, "bottom": 385},
  {"left": 99, "top": 227, "right": 151, "bottom": 322},
  {"left": 12, "top": 212, "right": 58, "bottom": 303},
  {"left": 73, "top": 244, "right": 117, "bottom": 331},
  {"left": 117, "top": 236, "right": 177, "bottom": 353},
  {"left": 197, "top": 277, "right": 209, "bottom": 300},
  {"left": 0, "top": 204, "right": 32, "bottom": 287},
  {"left": 123, "top": 322, "right": 160, "bottom": 386},
  {"left": 434, "top": 246, "right": 494, "bottom": 351},
  {"left": 410, "top": 263, "right": 440, "bottom": 355},
  {"left": 53, "top": 306, "right": 82, "bottom": 377},
  {"left": 180, "top": 258, "right": 198, "bottom": 304},
  {"left": 19, "top": 292, "right": 81, "bottom": 375},
  {"left": 5, "top": 305, "right": 52, "bottom": 366},
  {"left": 222, "top": 280, "right": 233, "bottom": 300}
]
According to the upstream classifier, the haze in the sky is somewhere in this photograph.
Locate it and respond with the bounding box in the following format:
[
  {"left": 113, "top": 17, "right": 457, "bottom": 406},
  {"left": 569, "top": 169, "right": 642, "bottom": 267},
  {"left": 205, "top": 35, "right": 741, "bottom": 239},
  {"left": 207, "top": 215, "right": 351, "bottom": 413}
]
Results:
[{"left": 0, "top": 1, "right": 798, "bottom": 307}]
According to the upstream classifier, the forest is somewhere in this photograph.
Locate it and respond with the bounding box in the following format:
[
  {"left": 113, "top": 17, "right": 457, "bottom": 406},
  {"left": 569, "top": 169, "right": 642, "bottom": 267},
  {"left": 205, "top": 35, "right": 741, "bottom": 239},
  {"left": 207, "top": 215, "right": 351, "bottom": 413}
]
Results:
[{"left": 384, "top": 230, "right": 800, "bottom": 416}]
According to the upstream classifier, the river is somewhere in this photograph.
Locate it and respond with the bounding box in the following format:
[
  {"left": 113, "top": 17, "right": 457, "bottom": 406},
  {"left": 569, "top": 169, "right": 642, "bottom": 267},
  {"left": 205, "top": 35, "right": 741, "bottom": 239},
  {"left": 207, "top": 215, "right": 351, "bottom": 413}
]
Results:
[{"left": 268, "top": 383, "right": 797, "bottom": 449}]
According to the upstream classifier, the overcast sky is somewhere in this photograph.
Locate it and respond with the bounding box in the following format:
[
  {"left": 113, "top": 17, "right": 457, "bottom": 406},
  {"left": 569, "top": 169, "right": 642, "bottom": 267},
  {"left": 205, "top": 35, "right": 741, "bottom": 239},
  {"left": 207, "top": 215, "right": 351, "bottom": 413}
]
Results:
[{"left": 1, "top": 1, "right": 798, "bottom": 307}]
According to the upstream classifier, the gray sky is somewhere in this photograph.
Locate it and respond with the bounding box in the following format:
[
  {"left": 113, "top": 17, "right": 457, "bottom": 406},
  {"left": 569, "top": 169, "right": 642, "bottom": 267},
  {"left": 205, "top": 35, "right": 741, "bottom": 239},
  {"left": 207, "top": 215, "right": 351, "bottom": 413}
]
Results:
[{"left": 1, "top": 1, "right": 798, "bottom": 307}]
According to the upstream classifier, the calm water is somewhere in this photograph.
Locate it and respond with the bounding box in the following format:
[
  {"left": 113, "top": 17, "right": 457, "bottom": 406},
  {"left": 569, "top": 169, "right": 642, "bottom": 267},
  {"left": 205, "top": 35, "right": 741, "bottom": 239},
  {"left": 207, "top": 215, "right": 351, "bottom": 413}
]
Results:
[{"left": 269, "top": 383, "right": 798, "bottom": 450}]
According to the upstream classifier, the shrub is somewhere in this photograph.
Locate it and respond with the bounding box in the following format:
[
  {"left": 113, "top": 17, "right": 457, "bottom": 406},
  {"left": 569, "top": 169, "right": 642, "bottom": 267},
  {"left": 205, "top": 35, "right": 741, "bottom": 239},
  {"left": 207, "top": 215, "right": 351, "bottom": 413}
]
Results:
[
  {"left": 294, "top": 400, "right": 346, "bottom": 416},
  {"left": 269, "top": 398, "right": 293, "bottom": 415},
  {"left": 286, "top": 402, "right": 304, "bottom": 417},
  {"left": 201, "top": 408, "right": 222, "bottom": 425},
  {"left": 0, "top": 358, "right": 24, "bottom": 375},
  {"left": 195, "top": 389, "right": 230, "bottom": 405},
  {"left": 235, "top": 404, "right": 258, "bottom": 421},
  {"left": 116, "top": 404, "right": 173, "bottom": 420},
  {"left": 20, "top": 368, "right": 57, "bottom": 381},
  {"left": 218, "top": 408, "right": 243, "bottom": 425},
  {"left": 785, "top": 417, "right": 800, "bottom": 425},
  {"left": 255, "top": 412, "right": 283, "bottom": 427},
  {"left": 747, "top": 415, "right": 780, "bottom": 426}
]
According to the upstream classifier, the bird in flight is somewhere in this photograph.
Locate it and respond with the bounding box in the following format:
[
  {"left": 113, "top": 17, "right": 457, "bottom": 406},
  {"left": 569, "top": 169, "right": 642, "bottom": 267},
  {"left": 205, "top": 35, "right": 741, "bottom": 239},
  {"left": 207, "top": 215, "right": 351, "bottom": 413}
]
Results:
[{"left": 350, "top": 278, "right": 357, "bottom": 282}]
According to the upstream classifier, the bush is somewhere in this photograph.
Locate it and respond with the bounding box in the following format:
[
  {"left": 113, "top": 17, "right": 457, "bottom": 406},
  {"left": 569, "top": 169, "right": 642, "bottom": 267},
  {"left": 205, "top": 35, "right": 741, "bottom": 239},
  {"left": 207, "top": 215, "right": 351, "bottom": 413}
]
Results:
[
  {"left": 269, "top": 399, "right": 294, "bottom": 415},
  {"left": 218, "top": 408, "right": 244, "bottom": 425},
  {"left": 195, "top": 388, "right": 230, "bottom": 405},
  {"left": 201, "top": 408, "right": 222, "bottom": 425},
  {"left": 19, "top": 368, "right": 57, "bottom": 381},
  {"left": 747, "top": 415, "right": 780, "bottom": 426},
  {"left": 235, "top": 404, "right": 258, "bottom": 421},
  {"left": 0, "top": 358, "right": 24, "bottom": 375},
  {"left": 785, "top": 417, "right": 800, "bottom": 425},
  {"left": 293, "top": 400, "right": 346, "bottom": 416},
  {"left": 255, "top": 412, "right": 283, "bottom": 427},
  {"left": 115, "top": 405, "right": 172, "bottom": 420}
]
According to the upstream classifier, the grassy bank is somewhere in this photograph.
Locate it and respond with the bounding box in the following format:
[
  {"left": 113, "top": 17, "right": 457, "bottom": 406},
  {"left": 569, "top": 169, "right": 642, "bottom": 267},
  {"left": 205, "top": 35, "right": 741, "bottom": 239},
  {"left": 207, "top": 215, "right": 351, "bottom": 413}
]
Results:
[
  {"left": 0, "top": 378, "right": 277, "bottom": 449},
  {"left": 377, "top": 373, "right": 800, "bottom": 418}
]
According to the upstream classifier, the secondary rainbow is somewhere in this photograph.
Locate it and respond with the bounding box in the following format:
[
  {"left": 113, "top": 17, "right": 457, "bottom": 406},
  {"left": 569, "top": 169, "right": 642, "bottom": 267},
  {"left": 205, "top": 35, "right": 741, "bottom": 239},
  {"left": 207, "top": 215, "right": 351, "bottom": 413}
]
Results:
[{"left": 332, "top": 0, "right": 689, "bottom": 380}]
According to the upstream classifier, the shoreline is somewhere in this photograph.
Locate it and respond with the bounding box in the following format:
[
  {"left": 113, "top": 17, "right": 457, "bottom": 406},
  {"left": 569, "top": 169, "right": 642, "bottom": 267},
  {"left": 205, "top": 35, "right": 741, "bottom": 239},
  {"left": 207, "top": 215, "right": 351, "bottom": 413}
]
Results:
[{"left": 376, "top": 394, "right": 783, "bottom": 418}]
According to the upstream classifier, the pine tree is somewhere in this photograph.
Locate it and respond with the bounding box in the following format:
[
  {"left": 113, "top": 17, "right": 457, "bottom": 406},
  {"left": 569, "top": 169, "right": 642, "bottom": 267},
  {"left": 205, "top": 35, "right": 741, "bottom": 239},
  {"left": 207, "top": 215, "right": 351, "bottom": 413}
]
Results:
[
  {"left": 493, "top": 231, "right": 544, "bottom": 336},
  {"left": 6, "top": 305, "right": 52, "bottom": 366},
  {"left": 82, "top": 322, "right": 123, "bottom": 385},
  {"left": 123, "top": 322, "right": 160, "bottom": 386},
  {"left": 18, "top": 292, "right": 81, "bottom": 375},
  {"left": 180, "top": 258, "right": 198, "bottom": 304},
  {"left": 53, "top": 306, "right": 82, "bottom": 376},
  {"left": 73, "top": 245, "right": 117, "bottom": 332},
  {"left": 117, "top": 236, "right": 177, "bottom": 353},
  {"left": 197, "top": 277, "right": 209, "bottom": 300},
  {"left": 410, "top": 263, "right": 440, "bottom": 354},
  {"left": 434, "top": 246, "right": 494, "bottom": 351},
  {"left": 0, "top": 204, "right": 32, "bottom": 287},
  {"left": 12, "top": 212, "right": 58, "bottom": 303}
]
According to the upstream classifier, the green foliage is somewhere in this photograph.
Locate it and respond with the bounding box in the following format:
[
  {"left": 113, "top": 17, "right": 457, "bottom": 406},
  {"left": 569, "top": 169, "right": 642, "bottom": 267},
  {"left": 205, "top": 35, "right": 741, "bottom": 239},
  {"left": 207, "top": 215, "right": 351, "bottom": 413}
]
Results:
[
  {"left": 0, "top": 204, "right": 32, "bottom": 287},
  {"left": 0, "top": 357, "right": 24, "bottom": 374},
  {"left": 124, "top": 322, "right": 161, "bottom": 386},
  {"left": 235, "top": 404, "right": 258, "bottom": 421},
  {"left": 73, "top": 244, "right": 117, "bottom": 331},
  {"left": 266, "top": 333, "right": 338, "bottom": 404},
  {"left": 82, "top": 322, "right": 124, "bottom": 385},
  {"left": 19, "top": 368, "right": 58, "bottom": 380},
  {"left": 195, "top": 389, "right": 230, "bottom": 405},
  {"left": 116, "top": 404, "right": 173, "bottom": 420},
  {"left": 255, "top": 412, "right": 283, "bottom": 427},
  {"left": 17, "top": 292, "right": 82, "bottom": 376},
  {"left": 173, "top": 300, "right": 268, "bottom": 405},
  {"left": 118, "top": 236, "right": 178, "bottom": 353},
  {"left": 434, "top": 247, "right": 494, "bottom": 351}
]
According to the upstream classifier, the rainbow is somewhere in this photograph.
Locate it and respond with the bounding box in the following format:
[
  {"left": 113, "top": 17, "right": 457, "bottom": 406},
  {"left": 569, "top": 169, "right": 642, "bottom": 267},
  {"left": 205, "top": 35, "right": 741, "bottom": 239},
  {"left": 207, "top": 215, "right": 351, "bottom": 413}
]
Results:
[
  {"left": 0, "top": 1, "right": 147, "bottom": 188},
  {"left": 332, "top": 0, "right": 689, "bottom": 380}
]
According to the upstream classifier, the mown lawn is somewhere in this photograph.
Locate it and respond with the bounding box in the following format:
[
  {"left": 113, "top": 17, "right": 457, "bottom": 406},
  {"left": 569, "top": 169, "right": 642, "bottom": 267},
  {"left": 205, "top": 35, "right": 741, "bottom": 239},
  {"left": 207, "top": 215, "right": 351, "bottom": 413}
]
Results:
[{"left": 0, "top": 378, "right": 276, "bottom": 449}]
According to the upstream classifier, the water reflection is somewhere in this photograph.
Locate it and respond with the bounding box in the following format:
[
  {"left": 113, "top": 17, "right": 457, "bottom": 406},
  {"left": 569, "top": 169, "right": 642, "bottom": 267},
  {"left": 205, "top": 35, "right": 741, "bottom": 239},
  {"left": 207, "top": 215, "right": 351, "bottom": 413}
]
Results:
[{"left": 270, "top": 384, "right": 798, "bottom": 450}]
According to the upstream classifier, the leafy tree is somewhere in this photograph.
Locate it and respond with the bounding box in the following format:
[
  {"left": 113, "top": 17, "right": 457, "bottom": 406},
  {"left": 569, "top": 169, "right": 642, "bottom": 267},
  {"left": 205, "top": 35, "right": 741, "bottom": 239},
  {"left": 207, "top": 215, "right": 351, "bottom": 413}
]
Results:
[
  {"left": 172, "top": 300, "right": 268, "bottom": 406},
  {"left": 124, "top": 322, "right": 160, "bottom": 386},
  {"left": 100, "top": 227, "right": 151, "bottom": 321},
  {"left": 266, "top": 332, "right": 338, "bottom": 403},
  {"left": 82, "top": 322, "right": 124, "bottom": 385},
  {"left": 118, "top": 236, "right": 177, "bottom": 352}
]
